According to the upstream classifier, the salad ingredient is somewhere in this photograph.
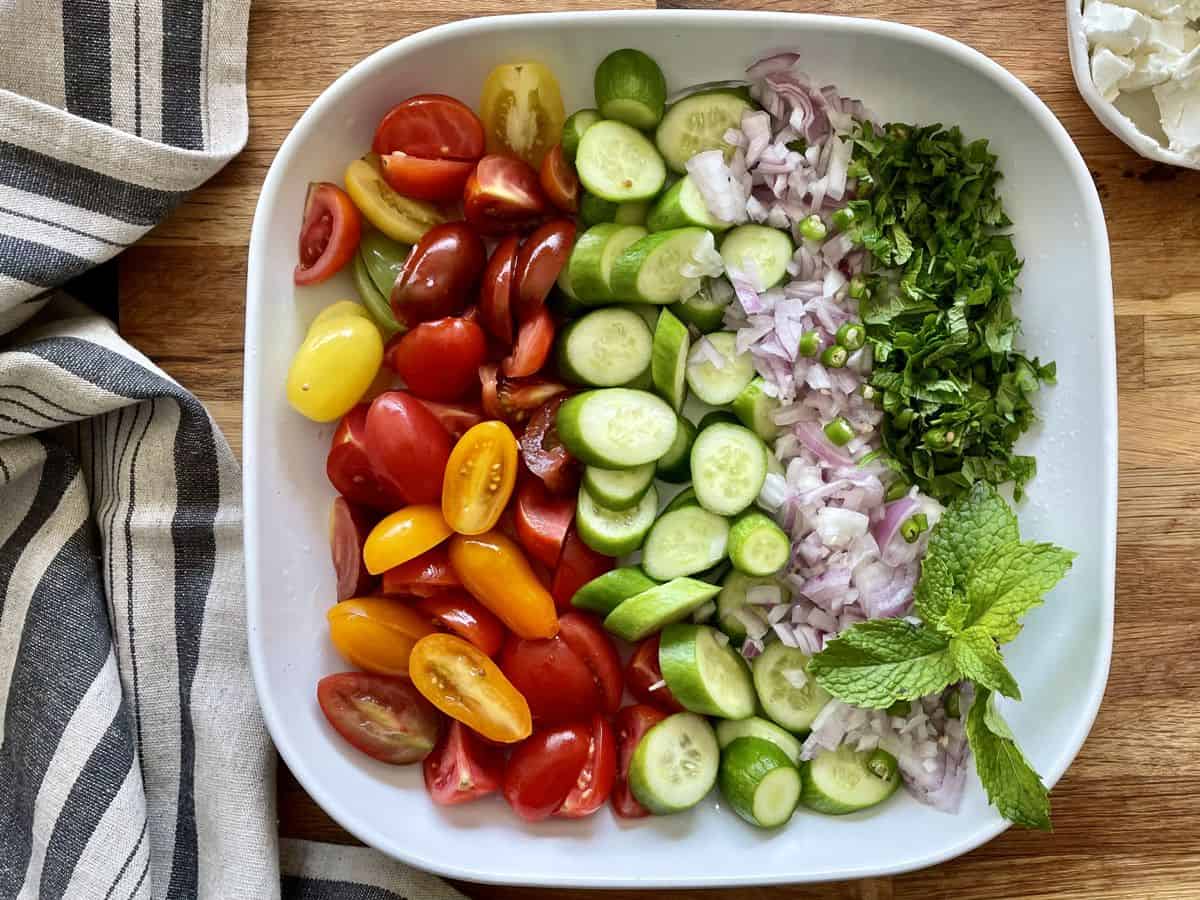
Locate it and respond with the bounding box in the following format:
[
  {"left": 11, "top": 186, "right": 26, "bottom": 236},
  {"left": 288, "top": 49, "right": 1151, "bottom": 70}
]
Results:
[
  {"left": 651, "top": 307, "right": 690, "bottom": 412},
  {"left": 448, "top": 530, "right": 559, "bottom": 639},
  {"left": 647, "top": 175, "right": 733, "bottom": 233},
  {"left": 286, "top": 305, "right": 382, "bottom": 422},
  {"left": 659, "top": 623, "right": 756, "bottom": 719},
  {"left": 556, "top": 388, "right": 678, "bottom": 468},
  {"left": 423, "top": 720, "right": 505, "bottom": 806},
  {"left": 655, "top": 89, "right": 753, "bottom": 173},
  {"left": 515, "top": 218, "right": 577, "bottom": 320},
  {"left": 381, "top": 545, "right": 460, "bottom": 598},
  {"left": 501, "top": 632, "right": 609, "bottom": 724},
  {"left": 327, "top": 405, "right": 402, "bottom": 510},
  {"left": 416, "top": 593, "right": 507, "bottom": 657},
  {"left": 479, "top": 61, "right": 565, "bottom": 167},
  {"left": 640, "top": 505, "right": 729, "bottom": 581},
  {"left": 655, "top": 414, "right": 696, "bottom": 483},
  {"left": 412, "top": 398, "right": 484, "bottom": 439},
  {"left": 715, "top": 716, "right": 802, "bottom": 766},
  {"left": 570, "top": 566, "right": 659, "bottom": 616},
  {"left": 363, "top": 505, "right": 453, "bottom": 575},
  {"left": 582, "top": 463, "right": 655, "bottom": 510},
  {"left": 294, "top": 182, "right": 363, "bottom": 286},
  {"left": 718, "top": 737, "right": 802, "bottom": 828},
  {"left": 463, "top": 155, "right": 548, "bottom": 234},
  {"left": 552, "top": 527, "right": 616, "bottom": 610},
  {"left": 327, "top": 597, "right": 436, "bottom": 676},
  {"left": 441, "top": 421, "right": 519, "bottom": 535},
  {"left": 685, "top": 332, "right": 755, "bottom": 405},
  {"left": 559, "top": 307, "right": 654, "bottom": 388},
  {"left": 727, "top": 510, "right": 789, "bottom": 576},
  {"left": 822, "top": 416, "right": 855, "bottom": 447},
  {"left": 731, "top": 377, "right": 781, "bottom": 442},
  {"left": 330, "top": 498, "right": 376, "bottom": 601},
  {"left": 364, "top": 391, "right": 453, "bottom": 505},
  {"left": 390, "top": 222, "right": 486, "bottom": 325},
  {"left": 386, "top": 316, "right": 487, "bottom": 402},
  {"left": 538, "top": 144, "right": 581, "bottom": 213},
  {"left": 372, "top": 94, "right": 485, "bottom": 160},
  {"left": 628, "top": 711, "right": 719, "bottom": 814},
  {"left": 800, "top": 744, "right": 900, "bottom": 815},
  {"left": 603, "top": 577, "right": 720, "bottom": 642},
  {"left": 625, "top": 633, "right": 685, "bottom": 713},
  {"left": 690, "top": 422, "right": 767, "bottom": 516},
  {"left": 513, "top": 476, "right": 575, "bottom": 568},
  {"left": 966, "top": 686, "right": 1051, "bottom": 830},
  {"left": 344, "top": 156, "right": 446, "bottom": 245},
  {"left": 357, "top": 231, "right": 409, "bottom": 310},
  {"left": 594, "top": 48, "right": 668, "bottom": 129},
  {"left": 715, "top": 571, "right": 784, "bottom": 641},
  {"left": 566, "top": 223, "right": 648, "bottom": 304},
  {"left": 576, "top": 120, "right": 667, "bottom": 202},
  {"left": 502, "top": 722, "right": 590, "bottom": 821},
  {"left": 561, "top": 108, "right": 601, "bottom": 161},
  {"left": 612, "top": 704, "right": 668, "bottom": 817},
  {"left": 352, "top": 252, "right": 403, "bottom": 338},
  {"left": 670, "top": 276, "right": 733, "bottom": 333},
  {"left": 576, "top": 482, "right": 659, "bottom": 556},
  {"left": 478, "top": 234, "right": 519, "bottom": 344},
  {"left": 719, "top": 224, "right": 793, "bottom": 291},
  {"left": 556, "top": 714, "right": 618, "bottom": 817},
  {"left": 380, "top": 152, "right": 475, "bottom": 202},
  {"left": 519, "top": 395, "right": 580, "bottom": 495},
  {"left": 316, "top": 672, "right": 442, "bottom": 764},
  {"left": 610, "top": 227, "right": 713, "bottom": 305},
  {"left": 502, "top": 307, "right": 556, "bottom": 377},
  {"left": 752, "top": 642, "right": 831, "bottom": 732},
  {"left": 557, "top": 611, "right": 625, "bottom": 713}
]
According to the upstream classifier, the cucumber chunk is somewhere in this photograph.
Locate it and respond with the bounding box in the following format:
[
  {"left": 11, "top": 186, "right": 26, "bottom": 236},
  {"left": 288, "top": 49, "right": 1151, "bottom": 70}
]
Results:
[
  {"left": 655, "top": 414, "right": 697, "bottom": 483},
  {"left": 583, "top": 463, "right": 656, "bottom": 510},
  {"left": 686, "top": 332, "right": 755, "bottom": 405},
  {"left": 567, "top": 223, "right": 649, "bottom": 305},
  {"left": 719, "top": 737, "right": 802, "bottom": 828},
  {"left": 697, "top": 410, "right": 740, "bottom": 432},
  {"left": 717, "top": 571, "right": 785, "bottom": 640},
  {"left": 647, "top": 175, "right": 733, "bottom": 233},
  {"left": 691, "top": 422, "right": 768, "bottom": 516},
  {"left": 732, "top": 376, "right": 782, "bottom": 442},
  {"left": 671, "top": 276, "right": 734, "bottom": 333},
  {"left": 558, "top": 307, "right": 654, "bottom": 387},
  {"left": 728, "top": 510, "right": 790, "bottom": 576},
  {"left": 629, "top": 712, "right": 720, "bottom": 814},
  {"left": 603, "top": 577, "right": 720, "bottom": 642},
  {"left": 576, "top": 120, "right": 667, "bottom": 203},
  {"left": 576, "top": 483, "right": 658, "bottom": 556},
  {"left": 562, "top": 109, "right": 601, "bottom": 162},
  {"left": 571, "top": 566, "right": 659, "bottom": 616},
  {"left": 716, "top": 716, "right": 803, "bottom": 765},
  {"left": 556, "top": 388, "right": 678, "bottom": 468},
  {"left": 651, "top": 306, "right": 690, "bottom": 412},
  {"left": 611, "top": 227, "right": 712, "bottom": 305},
  {"left": 655, "top": 90, "right": 754, "bottom": 174},
  {"left": 579, "top": 191, "right": 618, "bottom": 226},
  {"left": 752, "top": 642, "right": 832, "bottom": 733},
  {"left": 662, "top": 485, "right": 698, "bottom": 514},
  {"left": 614, "top": 201, "right": 650, "bottom": 226},
  {"left": 720, "top": 224, "right": 794, "bottom": 291},
  {"left": 800, "top": 744, "right": 901, "bottom": 815},
  {"left": 659, "top": 623, "right": 756, "bottom": 719},
  {"left": 594, "top": 49, "right": 668, "bottom": 130},
  {"left": 641, "top": 505, "right": 730, "bottom": 581}
]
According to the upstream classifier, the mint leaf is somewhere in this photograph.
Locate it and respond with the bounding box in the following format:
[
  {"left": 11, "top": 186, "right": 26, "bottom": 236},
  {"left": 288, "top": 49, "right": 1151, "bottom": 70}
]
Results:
[
  {"left": 808, "top": 619, "right": 959, "bottom": 709},
  {"left": 966, "top": 687, "right": 1051, "bottom": 830},
  {"left": 965, "top": 541, "right": 1076, "bottom": 643},
  {"left": 950, "top": 627, "right": 1020, "bottom": 699}
]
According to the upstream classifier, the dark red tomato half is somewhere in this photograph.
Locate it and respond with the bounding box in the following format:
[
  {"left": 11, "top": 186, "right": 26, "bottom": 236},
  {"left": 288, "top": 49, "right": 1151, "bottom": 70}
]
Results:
[
  {"left": 390, "top": 223, "right": 486, "bottom": 326},
  {"left": 463, "top": 155, "right": 547, "bottom": 235},
  {"left": 513, "top": 219, "right": 576, "bottom": 322},
  {"left": 556, "top": 714, "right": 616, "bottom": 818},
  {"left": 478, "top": 235, "right": 519, "bottom": 345},
  {"left": 503, "top": 721, "right": 591, "bottom": 822},
  {"left": 611, "top": 704, "right": 668, "bottom": 818},
  {"left": 364, "top": 391, "right": 453, "bottom": 505},
  {"left": 416, "top": 592, "right": 507, "bottom": 658},
  {"left": 498, "top": 376, "right": 571, "bottom": 427},
  {"left": 538, "top": 144, "right": 580, "bottom": 214},
  {"left": 372, "top": 94, "right": 485, "bottom": 160},
  {"left": 551, "top": 528, "right": 615, "bottom": 611},
  {"left": 519, "top": 394, "right": 579, "bottom": 494},
  {"left": 556, "top": 611, "right": 623, "bottom": 715},
  {"left": 411, "top": 398, "right": 483, "bottom": 440},
  {"left": 380, "top": 152, "right": 476, "bottom": 203},
  {"left": 317, "top": 672, "right": 443, "bottom": 764},
  {"left": 625, "top": 634, "right": 685, "bottom": 713},
  {"left": 295, "top": 183, "right": 362, "bottom": 286},
  {"left": 499, "top": 629, "right": 599, "bottom": 725},
  {"left": 501, "top": 307, "right": 555, "bottom": 378},
  {"left": 385, "top": 317, "right": 487, "bottom": 402},
  {"left": 514, "top": 476, "right": 575, "bottom": 569},
  {"left": 478, "top": 364, "right": 504, "bottom": 421},
  {"left": 326, "top": 404, "right": 405, "bottom": 511},
  {"left": 381, "top": 544, "right": 460, "bottom": 598},
  {"left": 423, "top": 720, "right": 505, "bottom": 806},
  {"left": 329, "top": 497, "right": 378, "bottom": 601}
]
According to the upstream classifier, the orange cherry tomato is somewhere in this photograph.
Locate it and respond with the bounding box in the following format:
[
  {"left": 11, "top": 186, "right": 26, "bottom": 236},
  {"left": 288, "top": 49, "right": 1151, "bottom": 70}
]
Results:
[
  {"left": 447, "top": 531, "right": 558, "bottom": 639},
  {"left": 363, "top": 505, "right": 452, "bottom": 575},
  {"left": 442, "top": 421, "right": 518, "bottom": 535},
  {"left": 408, "top": 633, "right": 532, "bottom": 742},
  {"left": 327, "top": 597, "right": 437, "bottom": 676}
]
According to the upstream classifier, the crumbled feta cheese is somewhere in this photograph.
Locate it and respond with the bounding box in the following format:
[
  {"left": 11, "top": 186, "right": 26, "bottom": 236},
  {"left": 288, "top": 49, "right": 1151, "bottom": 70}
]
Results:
[
  {"left": 1120, "top": 44, "right": 1187, "bottom": 89},
  {"left": 1093, "top": 46, "right": 1137, "bottom": 99},
  {"left": 1115, "top": 0, "right": 1200, "bottom": 23},
  {"left": 1147, "top": 17, "right": 1191, "bottom": 50},
  {"left": 1084, "top": 0, "right": 1154, "bottom": 54},
  {"left": 1153, "top": 48, "right": 1200, "bottom": 153}
]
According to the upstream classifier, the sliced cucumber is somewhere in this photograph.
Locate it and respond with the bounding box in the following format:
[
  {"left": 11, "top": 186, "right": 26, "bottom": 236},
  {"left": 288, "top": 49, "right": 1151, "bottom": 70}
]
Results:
[
  {"left": 720, "top": 225, "right": 794, "bottom": 291},
  {"left": 697, "top": 410, "right": 740, "bottom": 432},
  {"left": 659, "top": 623, "right": 756, "bottom": 719},
  {"left": 685, "top": 332, "right": 755, "bottom": 405},
  {"left": 671, "top": 276, "right": 733, "bottom": 333},
  {"left": 611, "top": 227, "right": 712, "bottom": 305},
  {"left": 576, "top": 483, "right": 658, "bottom": 556},
  {"left": 562, "top": 108, "right": 601, "bottom": 162},
  {"left": 629, "top": 712, "right": 720, "bottom": 814},
  {"left": 651, "top": 306, "right": 690, "bottom": 412},
  {"left": 641, "top": 505, "right": 730, "bottom": 581},
  {"left": 556, "top": 388, "right": 678, "bottom": 468},
  {"left": 662, "top": 485, "right": 698, "bottom": 514},
  {"left": 728, "top": 511, "right": 790, "bottom": 576},
  {"left": 716, "top": 716, "right": 803, "bottom": 765},
  {"left": 571, "top": 566, "right": 659, "bottom": 616},
  {"left": 595, "top": 49, "right": 668, "bottom": 130},
  {"left": 732, "top": 377, "right": 781, "bottom": 442},
  {"left": 558, "top": 307, "right": 654, "bottom": 388},
  {"left": 550, "top": 284, "right": 590, "bottom": 319},
  {"left": 655, "top": 414, "right": 696, "bottom": 483},
  {"left": 695, "top": 559, "right": 731, "bottom": 586},
  {"left": 576, "top": 120, "right": 667, "bottom": 203},
  {"left": 646, "top": 175, "right": 733, "bottom": 233},
  {"left": 752, "top": 642, "right": 832, "bottom": 733},
  {"left": 583, "top": 463, "right": 656, "bottom": 510},
  {"left": 579, "top": 191, "right": 618, "bottom": 226},
  {"left": 623, "top": 303, "right": 662, "bottom": 332},
  {"left": 719, "top": 737, "right": 802, "bottom": 828},
  {"left": 691, "top": 422, "right": 768, "bottom": 516},
  {"left": 614, "top": 201, "right": 650, "bottom": 226},
  {"left": 717, "top": 571, "right": 784, "bottom": 640},
  {"left": 800, "top": 745, "right": 901, "bottom": 815},
  {"left": 352, "top": 251, "right": 404, "bottom": 338},
  {"left": 566, "top": 223, "right": 649, "bottom": 305},
  {"left": 603, "top": 577, "right": 720, "bottom": 642},
  {"left": 655, "top": 90, "right": 754, "bottom": 174}
]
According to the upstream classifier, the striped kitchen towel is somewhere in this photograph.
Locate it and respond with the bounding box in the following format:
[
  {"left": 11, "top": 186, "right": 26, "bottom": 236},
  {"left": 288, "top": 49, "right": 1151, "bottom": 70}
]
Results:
[{"left": 0, "top": 3, "right": 465, "bottom": 899}]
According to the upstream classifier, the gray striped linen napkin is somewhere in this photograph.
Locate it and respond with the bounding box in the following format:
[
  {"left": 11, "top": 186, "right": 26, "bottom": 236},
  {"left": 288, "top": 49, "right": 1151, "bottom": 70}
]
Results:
[{"left": 0, "top": 3, "right": 468, "bottom": 898}]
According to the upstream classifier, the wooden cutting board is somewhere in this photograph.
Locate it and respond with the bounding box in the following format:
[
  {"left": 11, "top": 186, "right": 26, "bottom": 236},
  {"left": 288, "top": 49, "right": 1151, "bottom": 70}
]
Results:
[{"left": 118, "top": 1, "right": 1200, "bottom": 897}]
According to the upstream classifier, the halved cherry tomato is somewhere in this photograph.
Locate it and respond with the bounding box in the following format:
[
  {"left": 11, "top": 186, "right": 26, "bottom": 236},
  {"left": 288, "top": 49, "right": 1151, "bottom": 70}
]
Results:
[
  {"left": 502, "top": 308, "right": 555, "bottom": 378},
  {"left": 538, "top": 144, "right": 580, "bottom": 214},
  {"left": 478, "top": 363, "right": 504, "bottom": 420},
  {"left": 498, "top": 376, "right": 570, "bottom": 426},
  {"left": 519, "top": 395, "right": 579, "bottom": 494},
  {"left": 327, "top": 405, "right": 405, "bottom": 511},
  {"left": 513, "top": 220, "right": 575, "bottom": 322},
  {"left": 363, "top": 505, "right": 452, "bottom": 575},
  {"left": 478, "top": 235, "right": 519, "bottom": 345},
  {"left": 390, "top": 223, "right": 486, "bottom": 325},
  {"left": 412, "top": 398, "right": 483, "bottom": 440},
  {"left": 327, "top": 597, "right": 436, "bottom": 676},
  {"left": 344, "top": 156, "right": 446, "bottom": 246},
  {"left": 479, "top": 63, "right": 565, "bottom": 168},
  {"left": 380, "top": 152, "right": 476, "bottom": 203},
  {"left": 556, "top": 611, "right": 623, "bottom": 715},
  {"left": 381, "top": 545, "right": 460, "bottom": 598},
  {"left": 551, "top": 528, "right": 615, "bottom": 611},
  {"left": 294, "top": 182, "right": 362, "bottom": 286},
  {"left": 442, "top": 421, "right": 518, "bottom": 535},
  {"left": 409, "top": 633, "right": 532, "bottom": 743},
  {"left": 317, "top": 672, "right": 442, "bottom": 765},
  {"left": 463, "top": 156, "right": 547, "bottom": 235},
  {"left": 423, "top": 720, "right": 505, "bottom": 805},
  {"left": 513, "top": 477, "right": 574, "bottom": 569},
  {"left": 500, "top": 630, "right": 603, "bottom": 725},
  {"left": 625, "top": 634, "right": 685, "bottom": 713},
  {"left": 373, "top": 94, "right": 485, "bottom": 160},
  {"left": 365, "top": 391, "right": 453, "bottom": 505},
  {"left": 612, "top": 704, "right": 668, "bottom": 818},
  {"left": 330, "top": 498, "right": 378, "bottom": 601},
  {"left": 502, "top": 721, "right": 589, "bottom": 821},
  {"left": 416, "top": 592, "right": 507, "bottom": 657},
  {"left": 557, "top": 714, "right": 617, "bottom": 818},
  {"left": 385, "top": 317, "right": 487, "bottom": 402},
  {"left": 448, "top": 531, "right": 558, "bottom": 639}
]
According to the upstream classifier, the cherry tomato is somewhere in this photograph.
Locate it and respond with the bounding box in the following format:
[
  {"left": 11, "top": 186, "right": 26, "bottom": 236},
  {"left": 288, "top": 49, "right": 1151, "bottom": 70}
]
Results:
[
  {"left": 513, "top": 476, "right": 574, "bottom": 569},
  {"left": 385, "top": 317, "right": 487, "bottom": 402},
  {"left": 330, "top": 497, "right": 378, "bottom": 601},
  {"left": 363, "top": 505, "right": 452, "bottom": 575},
  {"left": 416, "top": 592, "right": 507, "bottom": 657},
  {"left": 441, "top": 421, "right": 519, "bottom": 535},
  {"left": 294, "top": 183, "right": 362, "bottom": 286},
  {"left": 409, "top": 633, "right": 532, "bottom": 743},
  {"left": 551, "top": 528, "right": 615, "bottom": 611},
  {"left": 364, "top": 391, "right": 453, "bottom": 505},
  {"left": 503, "top": 722, "right": 590, "bottom": 821},
  {"left": 557, "top": 714, "right": 616, "bottom": 818},
  {"left": 380, "top": 152, "right": 476, "bottom": 203},
  {"left": 327, "top": 597, "right": 436, "bottom": 676},
  {"left": 423, "top": 720, "right": 505, "bottom": 806},
  {"left": 556, "top": 611, "right": 623, "bottom": 715},
  {"left": 344, "top": 156, "right": 446, "bottom": 246},
  {"left": 538, "top": 144, "right": 580, "bottom": 214},
  {"left": 612, "top": 704, "right": 669, "bottom": 818},
  {"left": 625, "top": 634, "right": 686, "bottom": 713},
  {"left": 381, "top": 545, "right": 460, "bottom": 598},
  {"left": 478, "top": 363, "right": 504, "bottom": 421},
  {"left": 513, "top": 220, "right": 575, "bottom": 322},
  {"left": 479, "top": 63, "right": 565, "bottom": 168},
  {"left": 498, "top": 376, "right": 570, "bottom": 426},
  {"left": 390, "top": 223, "right": 486, "bottom": 325},
  {"left": 287, "top": 305, "right": 383, "bottom": 422},
  {"left": 463, "top": 155, "right": 547, "bottom": 235},
  {"left": 500, "top": 630, "right": 603, "bottom": 725},
  {"left": 317, "top": 672, "right": 442, "bottom": 765},
  {"left": 448, "top": 531, "right": 558, "bottom": 639},
  {"left": 327, "top": 405, "right": 404, "bottom": 511},
  {"left": 372, "top": 94, "right": 485, "bottom": 160},
  {"left": 412, "top": 398, "right": 483, "bottom": 440},
  {"left": 502, "top": 308, "right": 555, "bottom": 378},
  {"left": 519, "top": 395, "right": 579, "bottom": 494},
  {"left": 478, "top": 235, "right": 518, "bottom": 345}
]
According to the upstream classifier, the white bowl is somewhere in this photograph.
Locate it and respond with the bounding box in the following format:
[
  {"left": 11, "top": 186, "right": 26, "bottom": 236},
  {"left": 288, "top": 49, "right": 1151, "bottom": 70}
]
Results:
[{"left": 245, "top": 10, "right": 1116, "bottom": 887}]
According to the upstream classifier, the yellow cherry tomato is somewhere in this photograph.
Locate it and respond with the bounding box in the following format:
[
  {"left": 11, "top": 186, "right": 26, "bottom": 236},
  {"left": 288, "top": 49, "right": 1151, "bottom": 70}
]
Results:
[
  {"left": 441, "top": 421, "right": 518, "bottom": 535},
  {"left": 286, "top": 308, "right": 382, "bottom": 422},
  {"left": 310, "top": 299, "right": 370, "bottom": 330},
  {"left": 327, "top": 597, "right": 437, "bottom": 676},
  {"left": 448, "top": 531, "right": 558, "bottom": 639},
  {"left": 479, "top": 62, "right": 565, "bottom": 168},
  {"left": 344, "top": 155, "right": 446, "bottom": 245},
  {"left": 363, "top": 505, "right": 452, "bottom": 575}
]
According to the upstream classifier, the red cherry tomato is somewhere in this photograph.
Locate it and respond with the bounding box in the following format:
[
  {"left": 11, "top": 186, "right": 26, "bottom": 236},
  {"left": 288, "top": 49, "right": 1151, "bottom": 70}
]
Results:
[
  {"left": 625, "top": 634, "right": 686, "bottom": 713},
  {"left": 612, "top": 704, "right": 668, "bottom": 818},
  {"left": 514, "top": 476, "right": 575, "bottom": 569},
  {"left": 380, "top": 152, "right": 476, "bottom": 203},
  {"left": 556, "top": 714, "right": 616, "bottom": 818},
  {"left": 381, "top": 545, "right": 460, "bottom": 598},
  {"left": 502, "top": 308, "right": 555, "bottom": 378},
  {"left": 372, "top": 94, "right": 485, "bottom": 160},
  {"left": 519, "top": 395, "right": 579, "bottom": 494},
  {"left": 498, "top": 376, "right": 571, "bottom": 427},
  {"left": 317, "top": 672, "right": 443, "bottom": 764},
  {"left": 423, "top": 720, "right": 505, "bottom": 806},
  {"left": 385, "top": 317, "right": 487, "bottom": 402},
  {"left": 503, "top": 722, "right": 590, "bottom": 821},
  {"left": 499, "top": 630, "right": 600, "bottom": 725},
  {"left": 416, "top": 592, "right": 507, "bottom": 657},
  {"left": 478, "top": 235, "right": 518, "bottom": 345},
  {"left": 330, "top": 497, "right": 378, "bottom": 601},
  {"left": 513, "top": 219, "right": 576, "bottom": 322},
  {"left": 538, "top": 144, "right": 580, "bottom": 214},
  {"left": 390, "top": 223, "right": 486, "bottom": 326},
  {"left": 411, "top": 398, "right": 483, "bottom": 440},
  {"left": 551, "top": 527, "right": 615, "bottom": 610},
  {"left": 326, "top": 404, "right": 405, "bottom": 510},
  {"left": 463, "top": 155, "right": 547, "bottom": 235},
  {"left": 556, "top": 611, "right": 623, "bottom": 715},
  {"left": 364, "top": 391, "right": 453, "bottom": 505},
  {"left": 478, "top": 363, "right": 504, "bottom": 421},
  {"left": 294, "top": 183, "right": 362, "bottom": 286}
]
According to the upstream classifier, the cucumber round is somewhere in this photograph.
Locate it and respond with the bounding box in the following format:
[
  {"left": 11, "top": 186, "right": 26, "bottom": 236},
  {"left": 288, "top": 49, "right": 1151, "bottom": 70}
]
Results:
[
  {"left": 562, "top": 108, "right": 601, "bottom": 162},
  {"left": 662, "top": 485, "right": 698, "bottom": 514},
  {"left": 579, "top": 191, "right": 619, "bottom": 226},
  {"left": 567, "top": 223, "right": 649, "bottom": 305},
  {"left": 728, "top": 511, "right": 790, "bottom": 576},
  {"left": 718, "top": 737, "right": 802, "bottom": 828},
  {"left": 603, "top": 577, "right": 720, "bottom": 642},
  {"left": 651, "top": 306, "right": 690, "bottom": 412},
  {"left": 686, "top": 332, "right": 755, "bottom": 405},
  {"left": 716, "top": 716, "right": 803, "bottom": 765},
  {"left": 583, "top": 463, "right": 655, "bottom": 510},
  {"left": 720, "top": 224, "right": 794, "bottom": 291},
  {"left": 576, "top": 483, "right": 658, "bottom": 556},
  {"left": 647, "top": 175, "right": 733, "bottom": 233},
  {"left": 752, "top": 642, "right": 832, "bottom": 733},
  {"left": 556, "top": 388, "right": 678, "bottom": 468},
  {"left": 717, "top": 571, "right": 784, "bottom": 640},
  {"left": 641, "top": 505, "right": 730, "bottom": 581},
  {"left": 611, "top": 227, "right": 713, "bottom": 305},
  {"left": 800, "top": 744, "right": 902, "bottom": 815},
  {"left": 655, "top": 89, "right": 754, "bottom": 174},
  {"left": 629, "top": 712, "right": 720, "bottom": 814},
  {"left": 671, "top": 276, "right": 733, "bottom": 333},
  {"left": 659, "top": 623, "right": 756, "bottom": 719},
  {"left": 594, "top": 49, "right": 668, "bottom": 129},
  {"left": 576, "top": 120, "right": 667, "bottom": 203},
  {"left": 571, "top": 566, "right": 659, "bottom": 616},
  {"left": 558, "top": 307, "right": 654, "bottom": 387},
  {"left": 655, "top": 414, "right": 697, "bottom": 483},
  {"left": 732, "top": 376, "right": 781, "bottom": 442},
  {"left": 691, "top": 422, "right": 768, "bottom": 516}
]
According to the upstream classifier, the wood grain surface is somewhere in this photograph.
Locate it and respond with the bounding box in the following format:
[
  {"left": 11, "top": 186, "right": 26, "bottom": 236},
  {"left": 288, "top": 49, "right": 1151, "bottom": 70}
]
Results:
[{"left": 118, "top": 1, "right": 1200, "bottom": 897}]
